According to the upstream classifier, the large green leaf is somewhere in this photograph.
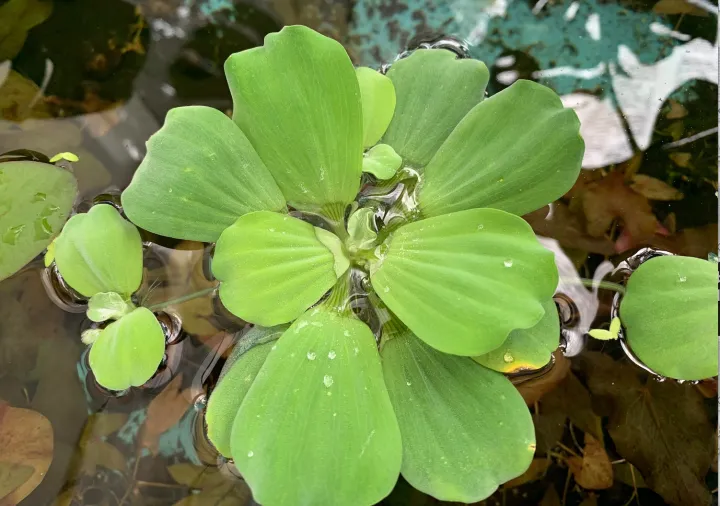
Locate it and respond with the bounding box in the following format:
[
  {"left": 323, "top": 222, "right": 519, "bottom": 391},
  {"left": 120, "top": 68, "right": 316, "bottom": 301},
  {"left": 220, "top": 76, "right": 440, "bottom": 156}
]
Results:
[
  {"left": 121, "top": 106, "right": 286, "bottom": 243},
  {"left": 213, "top": 211, "right": 350, "bottom": 326},
  {"left": 381, "top": 328, "right": 535, "bottom": 502},
  {"left": 229, "top": 307, "right": 402, "bottom": 506},
  {"left": 356, "top": 67, "right": 396, "bottom": 148},
  {"left": 225, "top": 26, "right": 363, "bottom": 210},
  {"left": 54, "top": 204, "right": 143, "bottom": 298},
  {"left": 370, "top": 208, "right": 557, "bottom": 356},
  {"left": 0, "top": 160, "right": 76, "bottom": 281},
  {"left": 418, "top": 80, "right": 584, "bottom": 218},
  {"left": 474, "top": 299, "right": 560, "bottom": 373},
  {"left": 89, "top": 307, "right": 166, "bottom": 391},
  {"left": 206, "top": 325, "right": 287, "bottom": 457},
  {"left": 381, "top": 50, "right": 489, "bottom": 167},
  {"left": 620, "top": 255, "right": 718, "bottom": 380}
]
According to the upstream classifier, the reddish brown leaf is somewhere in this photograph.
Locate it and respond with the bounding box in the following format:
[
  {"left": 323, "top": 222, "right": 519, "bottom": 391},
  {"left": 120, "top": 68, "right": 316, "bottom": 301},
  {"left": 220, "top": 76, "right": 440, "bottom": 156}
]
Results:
[
  {"left": 140, "top": 375, "right": 192, "bottom": 455},
  {"left": 630, "top": 175, "right": 684, "bottom": 201},
  {"left": 516, "top": 352, "right": 571, "bottom": 406},
  {"left": 568, "top": 433, "right": 613, "bottom": 490},
  {"left": 503, "top": 458, "right": 550, "bottom": 488}
]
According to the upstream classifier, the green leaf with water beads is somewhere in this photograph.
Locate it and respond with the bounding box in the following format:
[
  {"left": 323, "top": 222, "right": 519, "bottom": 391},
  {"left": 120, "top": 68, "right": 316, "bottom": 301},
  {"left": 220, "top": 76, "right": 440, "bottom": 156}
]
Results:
[
  {"left": 228, "top": 307, "right": 402, "bottom": 506},
  {"left": 473, "top": 299, "right": 560, "bottom": 373},
  {"left": 212, "top": 211, "right": 350, "bottom": 326},
  {"left": 620, "top": 255, "right": 718, "bottom": 380},
  {"left": 356, "top": 67, "right": 396, "bottom": 148},
  {"left": 54, "top": 204, "right": 143, "bottom": 298},
  {"left": 370, "top": 208, "right": 557, "bottom": 356},
  {"left": 206, "top": 325, "right": 287, "bottom": 457},
  {"left": 381, "top": 49, "right": 489, "bottom": 167},
  {"left": 89, "top": 307, "right": 166, "bottom": 391},
  {"left": 121, "top": 106, "right": 286, "bottom": 243},
  {"left": 86, "top": 292, "right": 135, "bottom": 322},
  {"left": 417, "top": 80, "right": 584, "bottom": 218},
  {"left": 362, "top": 144, "right": 402, "bottom": 180},
  {"left": 0, "top": 161, "right": 76, "bottom": 282},
  {"left": 381, "top": 328, "right": 535, "bottom": 502},
  {"left": 225, "top": 26, "right": 363, "bottom": 211}
]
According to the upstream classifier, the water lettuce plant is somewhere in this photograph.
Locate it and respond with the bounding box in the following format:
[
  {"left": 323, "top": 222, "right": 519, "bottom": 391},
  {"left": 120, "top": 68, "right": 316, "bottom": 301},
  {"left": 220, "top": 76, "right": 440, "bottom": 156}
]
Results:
[
  {"left": 52, "top": 204, "right": 166, "bottom": 391},
  {"left": 119, "top": 25, "right": 586, "bottom": 505}
]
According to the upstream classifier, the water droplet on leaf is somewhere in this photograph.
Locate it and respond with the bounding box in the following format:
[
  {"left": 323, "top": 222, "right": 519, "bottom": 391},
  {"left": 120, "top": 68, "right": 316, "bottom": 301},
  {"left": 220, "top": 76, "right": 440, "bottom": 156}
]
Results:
[
  {"left": 503, "top": 351, "right": 514, "bottom": 363},
  {"left": 32, "top": 192, "right": 47, "bottom": 202},
  {"left": 503, "top": 259, "right": 513, "bottom": 268},
  {"left": 323, "top": 375, "right": 334, "bottom": 388},
  {"left": 306, "top": 352, "right": 316, "bottom": 360},
  {"left": 247, "top": 451, "right": 254, "bottom": 457},
  {"left": 678, "top": 274, "right": 687, "bottom": 282},
  {"left": 477, "top": 224, "right": 484, "bottom": 230},
  {"left": 2, "top": 225, "right": 25, "bottom": 245},
  {"left": 328, "top": 351, "right": 336, "bottom": 360}
]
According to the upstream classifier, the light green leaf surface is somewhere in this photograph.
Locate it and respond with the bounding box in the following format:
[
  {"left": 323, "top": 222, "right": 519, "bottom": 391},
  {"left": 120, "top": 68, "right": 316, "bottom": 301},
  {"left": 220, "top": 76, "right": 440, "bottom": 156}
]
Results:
[
  {"left": 0, "top": 161, "right": 76, "bottom": 281},
  {"left": 382, "top": 329, "right": 535, "bottom": 502},
  {"left": 362, "top": 144, "right": 402, "bottom": 180},
  {"left": 121, "top": 106, "right": 286, "bottom": 242},
  {"left": 230, "top": 308, "right": 402, "bottom": 506},
  {"left": 588, "top": 317, "right": 621, "bottom": 341},
  {"left": 356, "top": 67, "right": 396, "bottom": 148},
  {"left": 620, "top": 256, "right": 718, "bottom": 380},
  {"left": 86, "top": 292, "right": 135, "bottom": 322},
  {"left": 206, "top": 325, "right": 287, "bottom": 457},
  {"left": 382, "top": 49, "right": 489, "bottom": 167},
  {"left": 370, "top": 208, "right": 557, "bottom": 356},
  {"left": 474, "top": 299, "right": 559, "bottom": 373},
  {"left": 418, "top": 80, "right": 584, "bottom": 218},
  {"left": 225, "top": 26, "right": 363, "bottom": 209},
  {"left": 54, "top": 204, "right": 143, "bottom": 297},
  {"left": 213, "top": 211, "right": 349, "bottom": 326},
  {"left": 89, "top": 307, "right": 166, "bottom": 391}
]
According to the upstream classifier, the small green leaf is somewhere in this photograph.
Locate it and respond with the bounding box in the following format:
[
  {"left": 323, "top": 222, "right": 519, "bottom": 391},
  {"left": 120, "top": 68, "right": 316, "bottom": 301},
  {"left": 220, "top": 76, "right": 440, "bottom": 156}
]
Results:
[
  {"left": 370, "top": 208, "right": 557, "bottom": 356},
  {"left": 225, "top": 26, "right": 363, "bottom": 210},
  {"left": 382, "top": 49, "right": 489, "bottom": 167},
  {"left": 346, "top": 207, "right": 378, "bottom": 252},
  {"left": 418, "top": 80, "right": 584, "bottom": 218},
  {"left": 356, "top": 67, "right": 396, "bottom": 148},
  {"left": 588, "top": 317, "right": 622, "bottom": 341},
  {"left": 206, "top": 325, "right": 287, "bottom": 457},
  {"left": 213, "top": 211, "right": 349, "bottom": 326},
  {"left": 362, "top": 144, "right": 402, "bottom": 180},
  {"left": 49, "top": 152, "right": 79, "bottom": 163},
  {"left": 382, "top": 328, "right": 535, "bottom": 502},
  {"left": 89, "top": 307, "right": 166, "bottom": 391},
  {"left": 474, "top": 299, "right": 559, "bottom": 372},
  {"left": 86, "top": 292, "right": 135, "bottom": 322},
  {"left": 620, "top": 256, "right": 717, "bottom": 380},
  {"left": 0, "top": 161, "right": 77, "bottom": 282},
  {"left": 121, "top": 106, "right": 286, "bottom": 242},
  {"left": 230, "top": 307, "right": 402, "bottom": 506},
  {"left": 54, "top": 204, "right": 143, "bottom": 298}
]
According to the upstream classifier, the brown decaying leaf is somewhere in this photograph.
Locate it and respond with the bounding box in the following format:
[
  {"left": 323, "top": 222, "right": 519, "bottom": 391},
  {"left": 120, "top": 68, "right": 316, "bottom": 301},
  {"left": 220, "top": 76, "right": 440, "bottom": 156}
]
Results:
[
  {"left": 516, "top": 352, "right": 570, "bottom": 406},
  {"left": 577, "top": 352, "right": 714, "bottom": 506},
  {"left": 74, "top": 413, "right": 129, "bottom": 475},
  {"left": 168, "top": 464, "right": 230, "bottom": 491},
  {"left": 539, "top": 484, "right": 562, "bottom": 506},
  {"left": 524, "top": 204, "right": 615, "bottom": 256},
  {"left": 665, "top": 99, "right": 689, "bottom": 119},
  {"left": 630, "top": 174, "right": 684, "bottom": 201},
  {"left": 141, "top": 374, "right": 192, "bottom": 455},
  {"left": 669, "top": 152, "right": 693, "bottom": 169},
  {"left": 503, "top": 458, "right": 550, "bottom": 488},
  {"left": 568, "top": 433, "right": 614, "bottom": 490},
  {"left": 653, "top": 0, "right": 710, "bottom": 16},
  {"left": 614, "top": 463, "right": 649, "bottom": 489},
  {"left": 0, "top": 401, "right": 54, "bottom": 506}
]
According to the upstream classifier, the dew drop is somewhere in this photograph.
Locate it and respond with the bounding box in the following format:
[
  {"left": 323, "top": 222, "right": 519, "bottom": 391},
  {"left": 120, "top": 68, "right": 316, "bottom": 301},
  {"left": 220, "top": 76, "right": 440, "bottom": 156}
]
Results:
[
  {"left": 678, "top": 274, "right": 687, "bottom": 283},
  {"left": 323, "top": 375, "right": 334, "bottom": 388},
  {"left": 168, "top": 188, "right": 173, "bottom": 193},
  {"left": 343, "top": 330, "right": 350, "bottom": 337},
  {"left": 406, "top": 381, "right": 412, "bottom": 386},
  {"left": 503, "top": 259, "right": 513, "bottom": 268},
  {"left": 32, "top": 192, "right": 47, "bottom": 202},
  {"left": 271, "top": 345, "right": 277, "bottom": 351},
  {"left": 503, "top": 351, "right": 514, "bottom": 363},
  {"left": 34, "top": 217, "right": 53, "bottom": 240},
  {"left": 247, "top": 451, "right": 254, "bottom": 457},
  {"left": 477, "top": 224, "right": 484, "bottom": 230},
  {"left": 328, "top": 351, "right": 336, "bottom": 360},
  {"left": 306, "top": 352, "right": 316, "bottom": 360},
  {"left": 353, "top": 347, "right": 359, "bottom": 356},
  {"left": 383, "top": 286, "right": 390, "bottom": 293},
  {"left": 333, "top": 412, "right": 337, "bottom": 417},
  {"left": 2, "top": 225, "right": 25, "bottom": 245},
  {"left": 269, "top": 228, "right": 276, "bottom": 232}
]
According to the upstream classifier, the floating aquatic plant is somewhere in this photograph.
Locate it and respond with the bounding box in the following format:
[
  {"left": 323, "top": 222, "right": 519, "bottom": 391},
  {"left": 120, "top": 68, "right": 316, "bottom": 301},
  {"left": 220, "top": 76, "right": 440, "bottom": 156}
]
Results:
[{"left": 119, "top": 25, "right": 584, "bottom": 505}]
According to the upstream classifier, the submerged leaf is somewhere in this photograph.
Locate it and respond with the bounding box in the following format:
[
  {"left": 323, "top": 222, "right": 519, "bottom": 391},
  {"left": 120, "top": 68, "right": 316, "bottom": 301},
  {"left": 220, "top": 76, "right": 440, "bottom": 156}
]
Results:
[
  {"left": 213, "top": 211, "right": 349, "bottom": 326},
  {"left": 362, "top": 144, "right": 402, "bottom": 180},
  {"left": 620, "top": 255, "right": 717, "bottom": 380},
  {"left": 122, "top": 106, "right": 286, "bottom": 242},
  {"left": 370, "top": 208, "right": 558, "bottom": 356},
  {"left": 229, "top": 307, "right": 401, "bottom": 506},
  {"left": 418, "top": 80, "right": 584, "bottom": 218},
  {"left": 382, "top": 49, "right": 489, "bottom": 166},
  {"left": 225, "top": 26, "right": 363, "bottom": 210},
  {"left": 567, "top": 434, "right": 613, "bottom": 490},
  {"left": 474, "top": 299, "right": 559, "bottom": 372},
  {"left": 381, "top": 329, "right": 535, "bottom": 502},
  {"left": 54, "top": 204, "right": 143, "bottom": 298},
  {"left": 356, "top": 67, "right": 396, "bottom": 148},
  {"left": 0, "top": 161, "right": 77, "bottom": 282},
  {"left": 141, "top": 374, "right": 192, "bottom": 455},
  {"left": 206, "top": 326, "right": 287, "bottom": 457},
  {"left": 89, "top": 307, "right": 165, "bottom": 391},
  {"left": 0, "top": 0, "right": 53, "bottom": 61}
]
